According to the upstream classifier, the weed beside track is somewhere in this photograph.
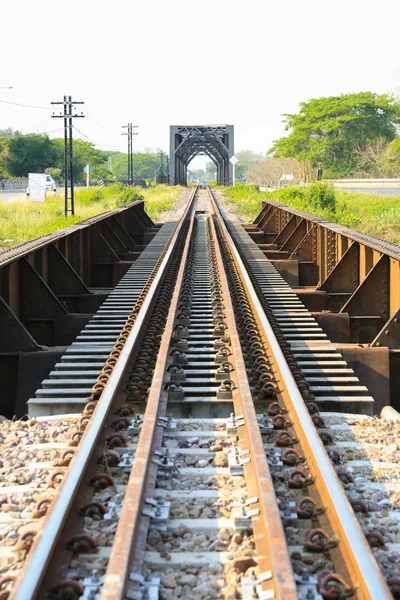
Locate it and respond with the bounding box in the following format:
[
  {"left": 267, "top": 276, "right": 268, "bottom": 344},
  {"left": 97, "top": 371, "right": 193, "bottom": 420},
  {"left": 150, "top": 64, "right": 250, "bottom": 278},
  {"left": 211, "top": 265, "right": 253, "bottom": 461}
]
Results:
[
  {"left": 218, "top": 183, "right": 400, "bottom": 244},
  {"left": 0, "top": 184, "right": 183, "bottom": 248}
]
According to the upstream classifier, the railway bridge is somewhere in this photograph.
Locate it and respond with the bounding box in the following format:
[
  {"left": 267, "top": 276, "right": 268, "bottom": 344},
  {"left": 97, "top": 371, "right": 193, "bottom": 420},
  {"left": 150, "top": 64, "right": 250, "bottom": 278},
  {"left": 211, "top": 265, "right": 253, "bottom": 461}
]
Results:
[
  {"left": 0, "top": 186, "right": 399, "bottom": 600},
  {"left": 169, "top": 124, "right": 235, "bottom": 186}
]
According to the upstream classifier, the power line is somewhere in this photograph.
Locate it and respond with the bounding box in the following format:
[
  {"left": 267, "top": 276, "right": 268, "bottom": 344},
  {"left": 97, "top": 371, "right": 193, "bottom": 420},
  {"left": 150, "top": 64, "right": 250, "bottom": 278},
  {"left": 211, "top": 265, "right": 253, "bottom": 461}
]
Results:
[
  {"left": 73, "top": 126, "right": 122, "bottom": 150},
  {"left": 86, "top": 117, "right": 121, "bottom": 136},
  {"left": 21, "top": 118, "right": 54, "bottom": 132},
  {"left": 72, "top": 126, "right": 95, "bottom": 144},
  {"left": 0, "top": 98, "right": 49, "bottom": 110},
  {"left": 0, "top": 127, "right": 65, "bottom": 139}
]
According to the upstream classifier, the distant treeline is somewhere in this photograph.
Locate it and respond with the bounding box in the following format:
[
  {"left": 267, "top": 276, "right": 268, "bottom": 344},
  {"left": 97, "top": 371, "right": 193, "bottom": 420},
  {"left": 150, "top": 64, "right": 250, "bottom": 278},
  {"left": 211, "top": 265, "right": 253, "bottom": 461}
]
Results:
[{"left": 0, "top": 129, "right": 163, "bottom": 183}]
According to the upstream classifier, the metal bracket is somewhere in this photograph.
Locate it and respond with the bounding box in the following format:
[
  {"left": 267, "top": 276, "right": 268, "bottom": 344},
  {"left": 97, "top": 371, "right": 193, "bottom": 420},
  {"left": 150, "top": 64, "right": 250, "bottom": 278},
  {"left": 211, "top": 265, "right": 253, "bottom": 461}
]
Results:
[
  {"left": 267, "top": 449, "right": 283, "bottom": 469},
  {"left": 171, "top": 350, "right": 187, "bottom": 365},
  {"left": 233, "top": 497, "right": 259, "bottom": 529},
  {"left": 279, "top": 501, "right": 298, "bottom": 522},
  {"left": 295, "top": 571, "right": 322, "bottom": 600},
  {"left": 242, "top": 570, "right": 274, "bottom": 599},
  {"left": 233, "top": 506, "right": 260, "bottom": 530},
  {"left": 228, "top": 448, "right": 250, "bottom": 475},
  {"left": 226, "top": 413, "right": 245, "bottom": 436},
  {"left": 120, "top": 450, "right": 135, "bottom": 470},
  {"left": 174, "top": 339, "right": 189, "bottom": 351},
  {"left": 217, "top": 380, "right": 236, "bottom": 399},
  {"left": 151, "top": 450, "right": 174, "bottom": 474},
  {"left": 233, "top": 496, "right": 259, "bottom": 508},
  {"left": 259, "top": 414, "right": 274, "bottom": 431},
  {"left": 215, "top": 347, "right": 232, "bottom": 364},
  {"left": 157, "top": 415, "right": 177, "bottom": 430},
  {"left": 82, "top": 571, "right": 104, "bottom": 600},
  {"left": 174, "top": 325, "right": 190, "bottom": 339},
  {"left": 169, "top": 368, "right": 186, "bottom": 383},
  {"left": 104, "top": 501, "right": 122, "bottom": 521},
  {"left": 167, "top": 384, "right": 185, "bottom": 401},
  {"left": 141, "top": 498, "right": 171, "bottom": 530},
  {"left": 128, "top": 572, "right": 160, "bottom": 600},
  {"left": 214, "top": 338, "right": 226, "bottom": 349},
  {"left": 128, "top": 415, "right": 144, "bottom": 433}
]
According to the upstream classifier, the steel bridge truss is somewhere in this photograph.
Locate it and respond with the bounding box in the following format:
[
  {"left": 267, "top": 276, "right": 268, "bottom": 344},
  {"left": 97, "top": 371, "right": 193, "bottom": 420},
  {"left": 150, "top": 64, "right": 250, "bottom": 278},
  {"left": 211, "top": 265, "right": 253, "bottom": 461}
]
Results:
[{"left": 169, "top": 125, "right": 234, "bottom": 186}]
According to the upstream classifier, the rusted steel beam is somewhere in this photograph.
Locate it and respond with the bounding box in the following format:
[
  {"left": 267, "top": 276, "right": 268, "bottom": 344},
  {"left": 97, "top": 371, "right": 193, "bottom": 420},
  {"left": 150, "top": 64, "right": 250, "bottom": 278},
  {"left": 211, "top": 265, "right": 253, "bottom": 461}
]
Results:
[
  {"left": 0, "top": 296, "right": 39, "bottom": 352},
  {"left": 99, "top": 221, "right": 130, "bottom": 256},
  {"left": 280, "top": 218, "right": 307, "bottom": 253},
  {"left": 273, "top": 214, "right": 297, "bottom": 246},
  {"left": 342, "top": 254, "right": 389, "bottom": 322},
  {"left": 320, "top": 241, "right": 360, "bottom": 294},
  {"left": 19, "top": 258, "right": 68, "bottom": 323},
  {"left": 47, "top": 244, "right": 89, "bottom": 296},
  {"left": 373, "top": 307, "right": 400, "bottom": 348},
  {"left": 0, "top": 200, "right": 156, "bottom": 417}
]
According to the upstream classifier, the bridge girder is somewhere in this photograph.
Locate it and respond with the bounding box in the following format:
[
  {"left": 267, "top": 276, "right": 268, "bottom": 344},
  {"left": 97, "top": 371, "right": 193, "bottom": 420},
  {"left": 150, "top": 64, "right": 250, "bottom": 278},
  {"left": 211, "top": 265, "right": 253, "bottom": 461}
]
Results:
[{"left": 169, "top": 125, "right": 234, "bottom": 186}]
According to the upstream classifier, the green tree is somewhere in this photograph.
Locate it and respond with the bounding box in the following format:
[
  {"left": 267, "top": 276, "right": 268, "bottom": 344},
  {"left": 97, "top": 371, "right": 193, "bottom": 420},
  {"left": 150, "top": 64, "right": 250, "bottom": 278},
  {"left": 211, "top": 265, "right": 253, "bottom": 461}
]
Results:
[
  {"left": 51, "top": 138, "right": 109, "bottom": 182},
  {"left": 270, "top": 92, "right": 400, "bottom": 176},
  {"left": 379, "top": 139, "right": 400, "bottom": 177},
  {"left": 235, "top": 150, "right": 263, "bottom": 181},
  {"left": 5, "top": 134, "right": 57, "bottom": 176},
  {"left": 107, "top": 151, "right": 161, "bottom": 181}
]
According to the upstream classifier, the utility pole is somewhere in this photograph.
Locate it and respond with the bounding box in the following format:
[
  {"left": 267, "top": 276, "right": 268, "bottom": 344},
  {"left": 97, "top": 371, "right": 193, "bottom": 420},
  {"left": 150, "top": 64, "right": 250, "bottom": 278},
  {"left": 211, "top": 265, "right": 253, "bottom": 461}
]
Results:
[
  {"left": 122, "top": 123, "right": 138, "bottom": 185},
  {"left": 159, "top": 150, "right": 165, "bottom": 177},
  {"left": 51, "top": 96, "right": 84, "bottom": 217}
]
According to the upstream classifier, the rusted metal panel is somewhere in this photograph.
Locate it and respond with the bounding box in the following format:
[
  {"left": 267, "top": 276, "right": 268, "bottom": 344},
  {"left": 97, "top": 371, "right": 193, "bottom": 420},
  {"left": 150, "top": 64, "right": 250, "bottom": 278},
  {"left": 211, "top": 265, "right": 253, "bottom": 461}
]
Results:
[
  {"left": 341, "top": 254, "right": 389, "bottom": 321},
  {"left": 0, "top": 296, "right": 39, "bottom": 352},
  {"left": 320, "top": 242, "right": 359, "bottom": 293},
  {"left": 47, "top": 244, "right": 89, "bottom": 296},
  {"left": 255, "top": 200, "right": 400, "bottom": 352},
  {"left": 290, "top": 224, "right": 314, "bottom": 261},
  {"left": 273, "top": 214, "right": 297, "bottom": 246},
  {"left": 19, "top": 258, "right": 68, "bottom": 322},
  {"left": 280, "top": 218, "right": 307, "bottom": 253},
  {"left": 339, "top": 345, "right": 390, "bottom": 414}
]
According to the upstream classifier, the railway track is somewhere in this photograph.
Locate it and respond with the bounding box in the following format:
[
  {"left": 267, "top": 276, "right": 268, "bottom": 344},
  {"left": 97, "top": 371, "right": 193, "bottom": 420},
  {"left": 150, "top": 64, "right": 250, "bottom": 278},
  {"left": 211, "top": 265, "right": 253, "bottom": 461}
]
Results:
[{"left": 0, "top": 188, "right": 398, "bottom": 599}]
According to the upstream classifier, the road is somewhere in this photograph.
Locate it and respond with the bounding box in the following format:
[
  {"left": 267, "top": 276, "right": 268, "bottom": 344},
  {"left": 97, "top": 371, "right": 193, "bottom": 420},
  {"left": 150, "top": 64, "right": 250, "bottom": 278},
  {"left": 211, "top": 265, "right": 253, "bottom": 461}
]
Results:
[{"left": 0, "top": 189, "right": 64, "bottom": 202}]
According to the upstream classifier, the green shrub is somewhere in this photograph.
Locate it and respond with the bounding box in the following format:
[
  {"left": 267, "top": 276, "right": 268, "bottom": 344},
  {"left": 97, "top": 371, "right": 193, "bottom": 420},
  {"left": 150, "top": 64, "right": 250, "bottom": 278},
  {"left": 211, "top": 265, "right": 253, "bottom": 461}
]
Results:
[{"left": 307, "top": 182, "right": 336, "bottom": 212}]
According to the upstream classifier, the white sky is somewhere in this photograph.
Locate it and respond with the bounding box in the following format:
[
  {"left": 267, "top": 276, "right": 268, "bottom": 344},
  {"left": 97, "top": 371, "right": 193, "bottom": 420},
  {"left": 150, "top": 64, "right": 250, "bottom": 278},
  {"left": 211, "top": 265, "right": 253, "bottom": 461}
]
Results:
[{"left": 1, "top": 0, "right": 400, "bottom": 171}]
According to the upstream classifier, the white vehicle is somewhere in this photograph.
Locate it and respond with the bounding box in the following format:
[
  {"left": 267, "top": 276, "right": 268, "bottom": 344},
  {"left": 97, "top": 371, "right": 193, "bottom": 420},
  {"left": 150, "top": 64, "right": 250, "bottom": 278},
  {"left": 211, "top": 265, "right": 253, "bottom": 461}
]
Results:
[
  {"left": 26, "top": 174, "right": 56, "bottom": 198},
  {"left": 45, "top": 175, "right": 57, "bottom": 191}
]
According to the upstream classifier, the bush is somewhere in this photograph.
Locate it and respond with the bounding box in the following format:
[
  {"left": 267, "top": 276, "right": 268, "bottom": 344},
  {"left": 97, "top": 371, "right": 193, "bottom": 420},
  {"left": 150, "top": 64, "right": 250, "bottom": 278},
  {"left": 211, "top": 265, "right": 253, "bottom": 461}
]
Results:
[
  {"left": 307, "top": 182, "right": 336, "bottom": 212},
  {"left": 266, "top": 183, "right": 336, "bottom": 217}
]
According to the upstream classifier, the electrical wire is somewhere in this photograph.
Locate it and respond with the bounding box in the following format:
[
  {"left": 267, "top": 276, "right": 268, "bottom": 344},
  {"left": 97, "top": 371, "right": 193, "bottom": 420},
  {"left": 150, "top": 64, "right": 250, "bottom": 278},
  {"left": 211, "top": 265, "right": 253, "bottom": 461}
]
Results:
[
  {"left": 0, "top": 127, "right": 65, "bottom": 139},
  {"left": 73, "top": 125, "right": 122, "bottom": 150},
  {"left": 0, "top": 98, "right": 49, "bottom": 110},
  {"left": 86, "top": 117, "right": 121, "bottom": 136}
]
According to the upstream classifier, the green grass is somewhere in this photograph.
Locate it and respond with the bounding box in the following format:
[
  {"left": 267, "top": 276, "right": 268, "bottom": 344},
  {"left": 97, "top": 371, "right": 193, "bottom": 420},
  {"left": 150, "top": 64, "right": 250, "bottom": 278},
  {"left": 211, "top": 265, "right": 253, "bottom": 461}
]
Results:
[
  {"left": 0, "top": 184, "right": 183, "bottom": 247},
  {"left": 220, "top": 184, "right": 400, "bottom": 245},
  {"left": 216, "top": 184, "right": 263, "bottom": 220},
  {"left": 141, "top": 185, "right": 184, "bottom": 221}
]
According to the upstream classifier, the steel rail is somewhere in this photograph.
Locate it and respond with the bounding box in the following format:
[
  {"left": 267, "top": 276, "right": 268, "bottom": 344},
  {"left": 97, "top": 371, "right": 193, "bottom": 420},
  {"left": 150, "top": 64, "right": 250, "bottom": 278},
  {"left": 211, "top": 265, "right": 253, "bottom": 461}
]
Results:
[
  {"left": 11, "top": 188, "right": 198, "bottom": 600},
  {"left": 100, "top": 189, "right": 198, "bottom": 599},
  {"left": 208, "top": 188, "right": 392, "bottom": 599},
  {"left": 103, "top": 198, "right": 296, "bottom": 599},
  {"left": 208, "top": 206, "right": 297, "bottom": 598}
]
